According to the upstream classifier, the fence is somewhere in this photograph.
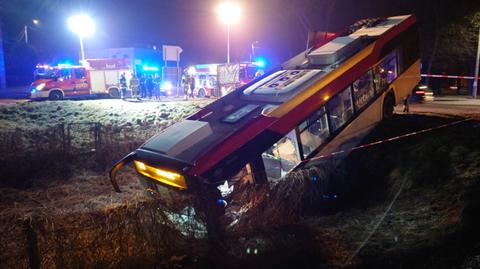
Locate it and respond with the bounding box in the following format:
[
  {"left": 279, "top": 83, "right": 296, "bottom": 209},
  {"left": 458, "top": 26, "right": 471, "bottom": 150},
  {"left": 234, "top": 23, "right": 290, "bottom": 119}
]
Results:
[{"left": 0, "top": 122, "right": 161, "bottom": 188}]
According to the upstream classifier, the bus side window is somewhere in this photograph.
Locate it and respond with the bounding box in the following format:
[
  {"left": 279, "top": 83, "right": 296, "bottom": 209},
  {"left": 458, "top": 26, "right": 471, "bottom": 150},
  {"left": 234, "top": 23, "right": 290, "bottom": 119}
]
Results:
[
  {"left": 327, "top": 86, "right": 354, "bottom": 132},
  {"left": 353, "top": 70, "right": 375, "bottom": 111},
  {"left": 298, "top": 106, "right": 330, "bottom": 158},
  {"left": 374, "top": 51, "right": 398, "bottom": 91},
  {"left": 261, "top": 130, "right": 301, "bottom": 182}
]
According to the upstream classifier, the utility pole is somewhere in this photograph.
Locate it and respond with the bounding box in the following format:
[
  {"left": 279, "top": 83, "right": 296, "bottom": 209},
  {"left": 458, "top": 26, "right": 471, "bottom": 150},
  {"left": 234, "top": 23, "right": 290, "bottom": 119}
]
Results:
[
  {"left": 473, "top": 27, "right": 480, "bottom": 99},
  {"left": 0, "top": 25, "right": 6, "bottom": 90},
  {"left": 24, "top": 25, "right": 28, "bottom": 44}
]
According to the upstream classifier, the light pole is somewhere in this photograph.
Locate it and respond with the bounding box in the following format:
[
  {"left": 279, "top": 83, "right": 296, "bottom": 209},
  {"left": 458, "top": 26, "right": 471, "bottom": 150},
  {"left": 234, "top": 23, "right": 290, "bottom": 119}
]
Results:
[
  {"left": 24, "top": 19, "right": 39, "bottom": 44},
  {"left": 216, "top": 1, "right": 241, "bottom": 64},
  {"left": 67, "top": 14, "right": 95, "bottom": 62},
  {"left": 473, "top": 27, "right": 480, "bottom": 99}
]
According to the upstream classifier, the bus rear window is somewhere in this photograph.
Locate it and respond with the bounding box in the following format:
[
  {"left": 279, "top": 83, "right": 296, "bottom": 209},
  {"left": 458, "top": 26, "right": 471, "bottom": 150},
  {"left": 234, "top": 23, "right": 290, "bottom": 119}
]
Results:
[{"left": 222, "top": 104, "right": 260, "bottom": 123}]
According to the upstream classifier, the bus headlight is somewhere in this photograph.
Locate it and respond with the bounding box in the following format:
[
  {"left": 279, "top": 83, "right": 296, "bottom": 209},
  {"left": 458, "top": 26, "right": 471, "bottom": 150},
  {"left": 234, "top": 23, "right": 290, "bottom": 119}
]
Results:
[{"left": 133, "top": 160, "right": 187, "bottom": 190}]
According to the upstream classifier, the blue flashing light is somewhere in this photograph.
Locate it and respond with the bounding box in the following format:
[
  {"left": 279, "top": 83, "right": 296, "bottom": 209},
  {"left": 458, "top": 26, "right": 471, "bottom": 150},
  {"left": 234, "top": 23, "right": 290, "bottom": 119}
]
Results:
[
  {"left": 312, "top": 176, "right": 318, "bottom": 181},
  {"left": 217, "top": 199, "right": 227, "bottom": 207},
  {"left": 253, "top": 58, "right": 267, "bottom": 68},
  {"left": 142, "top": 65, "right": 159, "bottom": 72},
  {"left": 58, "top": 63, "right": 73, "bottom": 68}
]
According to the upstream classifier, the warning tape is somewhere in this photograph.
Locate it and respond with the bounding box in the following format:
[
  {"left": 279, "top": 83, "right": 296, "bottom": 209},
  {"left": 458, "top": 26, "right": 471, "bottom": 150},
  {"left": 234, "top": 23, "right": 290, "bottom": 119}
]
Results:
[
  {"left": 225, "top": 118, "right": 471, "bottom": 183},
  {"left": 421, "top": 74, "right": 480, "bottom": 80},
  {"left": 301, "top": 118, "right": 471, "bottom": 165}
]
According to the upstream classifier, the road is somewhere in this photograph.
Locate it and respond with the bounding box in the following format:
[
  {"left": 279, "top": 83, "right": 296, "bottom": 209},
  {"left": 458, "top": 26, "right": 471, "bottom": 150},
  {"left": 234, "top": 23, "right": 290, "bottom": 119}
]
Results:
[{"left": 400, "top": 96, "right": 480, "bottom": 119}]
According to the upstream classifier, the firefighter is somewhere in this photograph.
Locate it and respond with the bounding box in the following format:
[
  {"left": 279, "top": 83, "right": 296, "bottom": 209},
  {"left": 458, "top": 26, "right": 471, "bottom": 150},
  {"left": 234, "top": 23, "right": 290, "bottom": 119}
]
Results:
[
  {"left": 182, "top": 70, "right": 190, "bottom": 100},
  {"left": 139, "top": 74, "right": 147, "bottom": 98},
  {"left": 129, "top": 73, "right": 140, "bottom": 100},
  {"left": 146, "top": 75, "right": 155, "bottom": 99},
  {"left": 119, "top": 73, "right": 128, "bottom": 99},
  {"left": 189, "top": 74, "right": 196, "bottom": 99}
]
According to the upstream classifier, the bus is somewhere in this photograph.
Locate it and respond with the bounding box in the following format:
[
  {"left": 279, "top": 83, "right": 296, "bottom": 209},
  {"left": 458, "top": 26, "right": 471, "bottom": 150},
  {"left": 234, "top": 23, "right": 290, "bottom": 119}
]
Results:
[{"left": 110, "top": 15, "right": 420, "bottom": 233}]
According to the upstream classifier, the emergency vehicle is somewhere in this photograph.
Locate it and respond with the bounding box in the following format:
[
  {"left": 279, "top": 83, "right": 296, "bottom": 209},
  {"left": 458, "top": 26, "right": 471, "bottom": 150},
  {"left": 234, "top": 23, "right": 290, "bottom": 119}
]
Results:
[
  {"left": 217, "top": 62, "right": 258, "bottom": 96},
  {"left": 30, "top": 59, "right": 132, "bottom": 100},
  {"left": 192, "top": 64, "right": 219, "bottom": 97}
]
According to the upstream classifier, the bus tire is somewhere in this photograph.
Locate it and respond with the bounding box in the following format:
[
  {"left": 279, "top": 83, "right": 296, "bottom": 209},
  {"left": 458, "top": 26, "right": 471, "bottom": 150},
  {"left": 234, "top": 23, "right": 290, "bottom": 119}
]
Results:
[
  {"left": 383, "top": 92, "right": 395, "bottom": 119},
  {"left": 198, "top": 88, "right": 206, "bottom": 98},
  {"left": 48, "top": 90, "right": 63, "bottom": 101},
  {"left": 109, "top": 88, "right": 120, "bottom": 98}
]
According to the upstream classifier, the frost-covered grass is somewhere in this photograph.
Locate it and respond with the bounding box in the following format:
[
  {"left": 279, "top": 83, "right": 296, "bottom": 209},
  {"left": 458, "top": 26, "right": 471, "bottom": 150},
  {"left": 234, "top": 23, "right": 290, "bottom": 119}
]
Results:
[
  {"left": 0, "top": 99, "right": 210, "bottom": 131},
  {"left": 1, "top": 100, "right": 480, "bottom": 268}
]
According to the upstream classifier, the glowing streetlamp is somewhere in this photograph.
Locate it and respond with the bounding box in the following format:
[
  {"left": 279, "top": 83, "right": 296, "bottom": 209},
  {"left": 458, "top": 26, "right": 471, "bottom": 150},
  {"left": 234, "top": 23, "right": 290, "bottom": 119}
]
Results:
[
  {"left": 24, "top": 19, "right": 40, "bottom": 44},
  {"left": 216, "top": 1, "right": 241, "bottom": 64},
  {"left": 67, "top": 14, "right": 95, "bottom": 62}
]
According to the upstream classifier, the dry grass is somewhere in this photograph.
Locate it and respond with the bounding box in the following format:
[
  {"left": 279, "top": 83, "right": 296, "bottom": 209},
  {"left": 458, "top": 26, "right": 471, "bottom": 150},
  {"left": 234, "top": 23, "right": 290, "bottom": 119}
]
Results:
[{"left": 1, "top": 99, "right": 480, "bottom": 268}]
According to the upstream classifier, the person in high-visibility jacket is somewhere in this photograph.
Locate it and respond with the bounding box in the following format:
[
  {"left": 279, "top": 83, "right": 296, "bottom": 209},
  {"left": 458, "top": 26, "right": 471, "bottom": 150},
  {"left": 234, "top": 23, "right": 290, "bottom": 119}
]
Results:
[
  {"left": 129, "top": 73, "right": 140, "bottom": 100},
  {"left": 119, "top": 73, "right": 127, "bottom": 99},
  {"left": 182, "top": 70, "right": 191, "bottom": 100}
]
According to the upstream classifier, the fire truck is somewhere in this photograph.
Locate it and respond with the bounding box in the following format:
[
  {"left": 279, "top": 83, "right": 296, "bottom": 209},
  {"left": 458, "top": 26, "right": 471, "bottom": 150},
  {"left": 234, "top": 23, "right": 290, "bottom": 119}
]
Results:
[
  {"left": 191, "top": 64, "right": 218, "bottom": 98},
  {"left": 216, "top": 62, "right": 259, "bottom": 96},
  {"left": 30, "top": 59, "right": 132, "bottom": 100}
]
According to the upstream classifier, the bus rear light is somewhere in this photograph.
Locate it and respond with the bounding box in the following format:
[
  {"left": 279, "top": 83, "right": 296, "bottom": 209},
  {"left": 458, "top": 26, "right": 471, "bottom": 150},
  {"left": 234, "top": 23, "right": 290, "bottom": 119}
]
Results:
[{"left": 133, "top": 160, "right": 187, "bottom": 190}]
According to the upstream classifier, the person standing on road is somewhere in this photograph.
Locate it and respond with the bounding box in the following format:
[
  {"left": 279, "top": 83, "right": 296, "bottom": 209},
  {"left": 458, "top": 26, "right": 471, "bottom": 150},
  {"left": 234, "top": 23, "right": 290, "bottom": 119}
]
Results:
[
  {"left": 403, "top": 94, "right": 410, "bottom": 113},
  {"left": 146, "top": 75, "right": 154, "bottom": 99},
  {"left": 189, "top": 74, "right": 196, "bottom": 99},
  {"left": 153, "top": 76, "right": 162, "bottom": 100},
  {"left": 129, "top": 73, "right": 140, "bottom": 100},
  {"left": 139, "top": 74, "right": 146, "bottom": 98},
  {"left": 182, "top": 70, "right": 190, "bottom": 100},
  {"left": 119, "top": 73, "right": 128, "bottom": 99}
]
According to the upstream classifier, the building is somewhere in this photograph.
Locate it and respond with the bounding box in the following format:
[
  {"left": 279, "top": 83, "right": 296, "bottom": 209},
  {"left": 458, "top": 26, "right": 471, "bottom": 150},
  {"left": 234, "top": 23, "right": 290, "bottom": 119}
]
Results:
[{"left": 85, "top": 47, "right": 163, "bottom": 75}]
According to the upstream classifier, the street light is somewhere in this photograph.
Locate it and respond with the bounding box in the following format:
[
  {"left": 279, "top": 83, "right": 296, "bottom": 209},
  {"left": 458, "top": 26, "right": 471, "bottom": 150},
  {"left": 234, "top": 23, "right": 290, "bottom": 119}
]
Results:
[
  {"left": 24, "top": 19, "right": 40, "bottom": 44},
  {"left": 67, "top": 14, "right": 95, "bottom": 62},
  {"left": 216, "top": 1, "right": 241, "bottom": 64},
  {"left": 473, "top": 27, "right": 480, "bottom": 99}
]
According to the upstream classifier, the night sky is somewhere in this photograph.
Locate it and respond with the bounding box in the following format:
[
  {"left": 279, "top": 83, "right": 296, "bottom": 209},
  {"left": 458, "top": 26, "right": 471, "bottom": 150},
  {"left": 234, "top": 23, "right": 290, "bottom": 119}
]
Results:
[{"left": 0, "top": 0, "right": 479, "bottom": 68}]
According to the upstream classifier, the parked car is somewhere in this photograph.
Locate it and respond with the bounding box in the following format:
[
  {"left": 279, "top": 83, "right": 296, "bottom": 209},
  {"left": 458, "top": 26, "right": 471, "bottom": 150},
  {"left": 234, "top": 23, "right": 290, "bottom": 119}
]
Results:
[{"left": 412, "top": 84, "right": 434, "bottom": 103}]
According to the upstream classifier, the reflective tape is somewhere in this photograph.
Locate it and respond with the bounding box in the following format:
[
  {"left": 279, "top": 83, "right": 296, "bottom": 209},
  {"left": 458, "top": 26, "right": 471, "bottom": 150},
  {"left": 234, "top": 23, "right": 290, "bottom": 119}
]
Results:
[
  {"left": 421, "top": 74, "right": 480, "bottom": 80},
  {"left": 302, "top": 118, "right": 471, "bottom": 165}
]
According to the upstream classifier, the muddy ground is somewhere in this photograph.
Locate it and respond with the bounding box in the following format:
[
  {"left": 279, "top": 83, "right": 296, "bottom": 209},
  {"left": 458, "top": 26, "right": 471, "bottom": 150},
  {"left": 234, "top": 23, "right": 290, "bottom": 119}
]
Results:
[{"left": 0, "top": 99, "right": 480, "bottom": 268}]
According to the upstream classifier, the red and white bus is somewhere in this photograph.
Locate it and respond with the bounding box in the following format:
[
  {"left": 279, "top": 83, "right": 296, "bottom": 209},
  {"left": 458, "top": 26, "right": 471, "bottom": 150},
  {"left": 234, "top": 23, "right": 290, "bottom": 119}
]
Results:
[{"left": 110, "top": 15, "right": 420, "bottom": 232}]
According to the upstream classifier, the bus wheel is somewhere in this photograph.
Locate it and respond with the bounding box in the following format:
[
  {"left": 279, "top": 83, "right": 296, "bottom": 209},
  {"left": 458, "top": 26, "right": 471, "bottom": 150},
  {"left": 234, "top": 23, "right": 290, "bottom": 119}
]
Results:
[
  {"left": 383, "top": 92, "right": 395, "bottom": 119},
  {"left": 198, "top": 88, "right": 206, "bottom": 98},
  {"left": 109, "top": 88, "right": 120, "bottom": 98},
  {"left": 48, "top": 90, "right": 63, "bottom": 101}
]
